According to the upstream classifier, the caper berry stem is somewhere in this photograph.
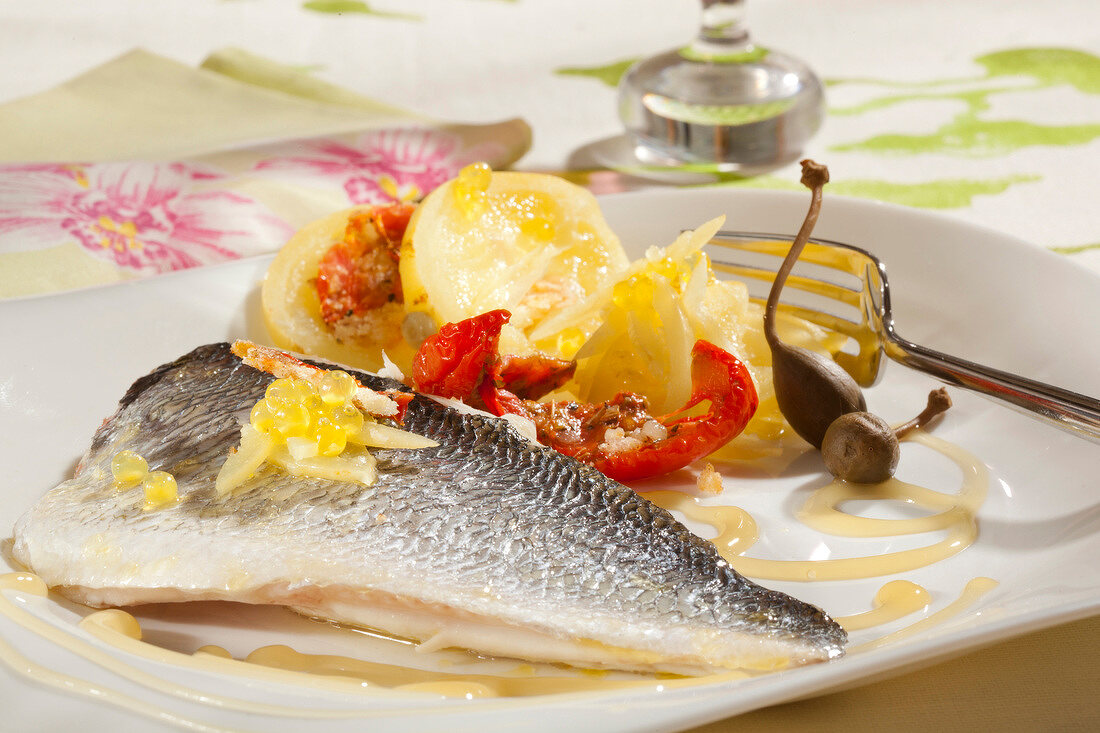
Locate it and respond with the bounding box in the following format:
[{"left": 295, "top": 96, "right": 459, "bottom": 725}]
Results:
[
  {"left": 895, "top": 387, "right": 953, "bottom": 439},
  {"left": 764, "top": 159, "right": 830, "bottom": 348}
]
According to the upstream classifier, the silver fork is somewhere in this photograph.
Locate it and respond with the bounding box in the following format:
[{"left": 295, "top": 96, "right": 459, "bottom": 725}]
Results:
[{"left": 709, "top": 230, "right": 1100, "bottom": 442}]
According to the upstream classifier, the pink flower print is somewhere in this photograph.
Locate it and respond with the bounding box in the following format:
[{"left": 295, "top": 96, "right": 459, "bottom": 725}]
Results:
[
  {"left": 0, "top": 162, "right": 292, "bottom": 274},
  {"left": 253, "top": 128, "right": 503, "bottom": 205}
]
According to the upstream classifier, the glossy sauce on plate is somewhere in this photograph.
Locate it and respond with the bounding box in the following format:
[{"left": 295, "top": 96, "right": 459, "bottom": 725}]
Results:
[{"left": 0, "top": 428, "right": 997, "bottom": 720}]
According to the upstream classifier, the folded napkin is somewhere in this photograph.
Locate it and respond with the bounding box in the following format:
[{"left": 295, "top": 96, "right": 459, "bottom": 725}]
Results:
[{"left": 0, "top": 49, "right": 530, "bottom": 298}]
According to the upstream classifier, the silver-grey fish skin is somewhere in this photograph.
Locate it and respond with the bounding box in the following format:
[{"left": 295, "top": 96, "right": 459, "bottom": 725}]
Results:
[{"left": 13, "top": 343, "right": 846, "bottom": 672}]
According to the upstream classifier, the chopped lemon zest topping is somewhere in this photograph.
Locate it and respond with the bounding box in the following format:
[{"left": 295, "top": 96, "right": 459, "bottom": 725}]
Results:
[
  {"left": 110, "top": 450, "right": 178, "bottom": 511},
  {"left": 110, "top": 450, "right": 148, "bottom": 486},
  {"left": 215, "top": 363, "right": 436, "bottom": 498},
  {"left": 349, "top": 421, "right": 439, "bottom": 450},
  {"left": 268, "top": 447, "right": 378, "bottom": 487},
  {"left": 286, "top": 436, "right": 320, "bottom": 461},
  {"left": 214, "top": 426, "right": 275, "bottom": 497},
  {"left": 142, "top": 471, "right": 178, "bottom": 509}
]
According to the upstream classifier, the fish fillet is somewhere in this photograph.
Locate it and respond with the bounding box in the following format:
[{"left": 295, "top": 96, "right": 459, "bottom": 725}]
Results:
[{"left": 12, "top": 343, "right": 845, "bottom": 673}]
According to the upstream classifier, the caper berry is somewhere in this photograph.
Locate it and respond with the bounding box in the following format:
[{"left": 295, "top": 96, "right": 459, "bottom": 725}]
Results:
[{"left": 821, "top": 411, "right": 900, "bottom": 483}]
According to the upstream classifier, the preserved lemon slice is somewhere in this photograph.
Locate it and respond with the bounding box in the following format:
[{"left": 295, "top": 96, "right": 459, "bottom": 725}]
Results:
[
  {"left": 400, "top": 165, "right": 630, "bottom": 354},
  {"left": 262, "top": 207, "right": 416, "bottom": 373},
  {"left": 215, "top": 425, "right": 276, "bottom": 497}
]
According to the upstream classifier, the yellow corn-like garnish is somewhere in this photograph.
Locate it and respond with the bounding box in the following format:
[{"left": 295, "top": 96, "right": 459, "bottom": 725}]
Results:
[
  {"left": 249, "top": 400, "right": 276, "bottom": 432},
  {"left": 254, "top": 375, "right": 363, "bottom": 448},
  {"left": 265, "top": 377, "right": 312, "bottom": 406},
  {"left": 555, "top": 326, "right": 587, "bottom": 359},
  {"left": 216, "top": 369, "right": 436, "bottom": 498},
  {"left": 111, "top": 450, "right": 148, "bottom": 486},
  {"left": 612, "top": 274, "right": 657, "bottom": 313},
  {"left": 110, "top": 449, "right": 179, "bottom": 510},
  {"left": 649, "top": 256, "right": 689, "bottom": 288},
  {"left": 319, "top": 370, "right": 358, "bottom": 406},
  {"left": 333, "top": 402, "right": 366, "bottom": 433},
  {"left": 142, "top": 471, "right": 178, "bottom": 509},
  {"left": 312, "top": 417, "right": 347, "bottom": 457}
]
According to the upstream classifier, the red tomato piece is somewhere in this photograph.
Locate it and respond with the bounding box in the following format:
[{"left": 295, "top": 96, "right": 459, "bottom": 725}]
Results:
[{"left": 412, "top": 309, "right": 511, "bottom": 399}]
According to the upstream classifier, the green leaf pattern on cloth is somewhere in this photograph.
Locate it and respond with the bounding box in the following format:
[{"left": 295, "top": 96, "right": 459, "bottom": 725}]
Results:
[
  {"left": 301, "top": 1, "right": 421, "bottom": 21},
  {"left": 832, "top": 119, "right": 1100, "bottom": 156},
  {"left": 710, "top": 175, "right": 1041, "bottom": 209},
  {"left": 830, "top": 48, "right": 1100, "bottom": 155},
  {"left": 1051, "top": 242, "right": 1100, "bottom": 255},
  {"left": 557, "top": 59, "right": 638, "bottom": 88}
]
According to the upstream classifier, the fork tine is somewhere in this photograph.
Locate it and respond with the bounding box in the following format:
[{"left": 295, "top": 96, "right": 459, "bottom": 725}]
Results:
[
  {"left": 710, "top": 234, "right": 873, "bottom": 279},
  {"left": 705, "top": 232, "right": 886, "bottom": 386},
  {"left": 710, "top": 262, "right": 864, "bottom": 309},
  {"left": 746, "top": 295, "right": 882, "bottom": 387}
]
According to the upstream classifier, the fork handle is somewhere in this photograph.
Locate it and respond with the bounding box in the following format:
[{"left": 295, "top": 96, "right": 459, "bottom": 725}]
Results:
[{"left": 884, "top": 334, "right": 1100, "bottom": 442}]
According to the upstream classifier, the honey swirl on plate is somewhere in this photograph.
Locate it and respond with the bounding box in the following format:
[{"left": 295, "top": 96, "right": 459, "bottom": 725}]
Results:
[
  {"left": 642, "top": 431, "right": 989, "bottom": 581},
  {"left": 0, "top": 429, "right": 996, "bottom": 720},
  {"left": 834, "top": 580, "right": 931, "bottom": 631}
]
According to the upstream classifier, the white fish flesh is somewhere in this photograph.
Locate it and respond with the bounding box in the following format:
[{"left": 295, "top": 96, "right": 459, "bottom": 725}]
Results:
[{"left": 13, "top": 343, "right": 846, "bottom": 673}]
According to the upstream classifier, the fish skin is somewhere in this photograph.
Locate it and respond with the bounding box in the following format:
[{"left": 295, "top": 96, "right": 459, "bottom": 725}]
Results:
[{"left": 13, "top": 343, "right": 846, "bottom": 672}]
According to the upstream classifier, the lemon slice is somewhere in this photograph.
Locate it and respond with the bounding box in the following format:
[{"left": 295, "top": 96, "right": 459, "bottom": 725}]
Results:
[
  {"left": 262, "top": 207, "right": 416, "bottom": 373},
  {"left": 400, "top": 165, "right": 630, "bottom": 355}
]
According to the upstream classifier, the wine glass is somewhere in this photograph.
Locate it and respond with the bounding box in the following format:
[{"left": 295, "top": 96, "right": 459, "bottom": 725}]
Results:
[{"left": 618, "top": 0, "right": 824, "bottom": 171}]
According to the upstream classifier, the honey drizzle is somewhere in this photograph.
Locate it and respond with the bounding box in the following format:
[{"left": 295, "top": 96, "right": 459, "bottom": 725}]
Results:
[
  {"left": 643, "top": 430, "right": 988, "bottom": 581},
  {"left": 852, "top": 577, "right": 999, "bottom": 652},
  {"left": 0, "top": 570, "right": 994, "bottom": 711},
  {"left": 835, "top": 580, "right": 931, "bottom": 631},
  {"left": 0, "top": 573, "right": 739, "bottom": 707},
  {"left": 0, "top": 429, "right": 996, "bottom": 717}
]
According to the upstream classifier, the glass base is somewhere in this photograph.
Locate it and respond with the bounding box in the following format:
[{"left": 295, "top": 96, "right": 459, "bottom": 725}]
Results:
[
  {"left": 626, "top": 138, "right": 797, "bottom": 175},
  {"left": 618, "top": 45, "right": 824, "bottom": 169}
]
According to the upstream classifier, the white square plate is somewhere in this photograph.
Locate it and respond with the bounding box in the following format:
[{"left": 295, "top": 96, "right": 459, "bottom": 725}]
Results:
[{"left": 1, "top": 189, "right": 1098, "bottom": 732}]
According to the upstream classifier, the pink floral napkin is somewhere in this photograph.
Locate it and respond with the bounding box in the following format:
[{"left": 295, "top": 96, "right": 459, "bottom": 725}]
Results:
[{"left": 0, "top": 51, "right": 530, "bottom": 298}]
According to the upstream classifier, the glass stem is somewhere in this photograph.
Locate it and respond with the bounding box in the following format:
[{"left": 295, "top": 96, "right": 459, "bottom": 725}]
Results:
[{"left": 699, "top": 0, "right": 752, "bottom": 48}]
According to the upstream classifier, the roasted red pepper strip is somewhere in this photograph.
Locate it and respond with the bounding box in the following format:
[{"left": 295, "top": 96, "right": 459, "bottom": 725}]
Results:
[
  {"left": 479, "top": 375, "right": 530, "bottom": 417},
  {"left": 411, "top": 311, "right": 759, "bottom": 483},
  {"left": 496, "top": 353, "right": 576, "bottom": 401},
  {"left": 590, "top": 340, "right": 758, "bottom": 482},
  {"left": 412, "top": 309, "right": 511, "bottom": 399}
]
